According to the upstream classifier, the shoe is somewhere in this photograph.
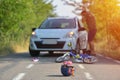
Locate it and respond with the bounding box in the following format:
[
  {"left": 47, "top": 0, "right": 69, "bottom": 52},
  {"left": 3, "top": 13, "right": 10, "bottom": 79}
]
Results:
[{"left": 32, "top": 57, "right": 39, "bottom": 62}]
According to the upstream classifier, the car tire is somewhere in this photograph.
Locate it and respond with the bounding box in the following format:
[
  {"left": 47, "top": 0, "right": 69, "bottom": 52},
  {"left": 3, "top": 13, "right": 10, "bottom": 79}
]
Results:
[
  {"left": 75, "top": 40, "right": 80, "bottom": 54},
  {"left": 49, "top": 51, "right": 54, "bottom": 54},
  {"left": 29, "top": 47, "right": 39, "bottom": 57}
]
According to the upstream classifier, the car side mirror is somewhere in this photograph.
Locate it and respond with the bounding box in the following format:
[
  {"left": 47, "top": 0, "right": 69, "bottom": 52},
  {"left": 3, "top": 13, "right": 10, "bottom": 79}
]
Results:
[
  {"left": 78, "top": 27, "right": 86, "bottom": 31},
  {"left": 32, "top": 28, "right": 36, "bottom": 32}
]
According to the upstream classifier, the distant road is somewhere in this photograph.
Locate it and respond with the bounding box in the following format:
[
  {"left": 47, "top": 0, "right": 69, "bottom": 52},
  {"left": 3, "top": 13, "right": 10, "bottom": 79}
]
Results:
[{"left": 0, "top": 52, "right": 120, "bottom": 80}]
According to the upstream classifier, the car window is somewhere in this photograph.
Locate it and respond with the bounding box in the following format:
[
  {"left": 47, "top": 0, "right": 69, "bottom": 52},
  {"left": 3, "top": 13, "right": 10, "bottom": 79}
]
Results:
[{"left": 39, "top": 18, "right": 76, "bottom": 29}]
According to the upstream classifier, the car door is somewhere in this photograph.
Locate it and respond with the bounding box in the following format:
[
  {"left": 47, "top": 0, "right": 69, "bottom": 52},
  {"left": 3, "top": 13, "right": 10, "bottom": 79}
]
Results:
[{"left": 77, "top": 20, "right": 88, "bottom": 50}]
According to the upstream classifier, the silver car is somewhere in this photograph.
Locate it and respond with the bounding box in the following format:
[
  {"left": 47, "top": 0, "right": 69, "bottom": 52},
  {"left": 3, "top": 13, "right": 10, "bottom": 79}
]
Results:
[{"left": 29, "top": 17, "right": 88, "bottom": 57}]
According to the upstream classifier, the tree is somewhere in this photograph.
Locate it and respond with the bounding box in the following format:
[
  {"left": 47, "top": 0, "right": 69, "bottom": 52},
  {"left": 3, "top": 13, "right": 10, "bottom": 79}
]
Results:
[
  {"left": 89, "top": 0, "right": 120, "bottom": 42},
  {"left": 0, "top": 0, "right": 55, "bottom": 52}
]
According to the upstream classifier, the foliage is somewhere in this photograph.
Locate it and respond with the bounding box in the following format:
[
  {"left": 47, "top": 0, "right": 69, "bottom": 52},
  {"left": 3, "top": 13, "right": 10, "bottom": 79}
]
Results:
[
  {"left": 108, "top": 15, "right": 120, "bottom": 44},
  {"left": 0, "top": 0, "right": 55, "bottom": 53},
  {"left": 88, "top": 0, "right": 120, "bottom": 43},
  {"left": 87, "top": 0, "right": 120, "bottom": 58},
  {"left": 81, "top": 0, "right": 120, "bottom": 59}
]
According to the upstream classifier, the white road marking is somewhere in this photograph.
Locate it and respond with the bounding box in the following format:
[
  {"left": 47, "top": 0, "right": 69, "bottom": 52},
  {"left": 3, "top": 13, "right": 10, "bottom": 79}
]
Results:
[
  {"left": 105, "top": 57, "right": 120, "bottom": 64},
  {"left": 105, "top": 57, "right": 112, "bottom": 60},
  {"left": 97, "top": 54, "right": 103, "bottom": 57},
  {"left": 84, "top": 72, "right": 93, "bottom": 80},
  {"left": 78, "top": 64, "right": 85, "bottom": 69},
  {"left": 12, "top": 73, "right": 26, "bottom": 80},
  {"left": 26, "top": 64, "right": 34, "bottom": 69},
  {"left": 114, "top": 60, "right": 120, "bottom": 64}
]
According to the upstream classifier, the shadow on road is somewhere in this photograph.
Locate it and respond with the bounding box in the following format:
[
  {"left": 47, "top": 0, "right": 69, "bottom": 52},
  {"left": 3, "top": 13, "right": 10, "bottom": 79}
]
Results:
[
  {"left": 47, "top": 75, "right": 64, "bottom": 77},
  {"left": 0, "top": 52, "right": 29, "bottom": 62},
  {"left": 0, "top": 52, "right": 63, "bottom": 63},
  {"left": 0, "top": 52, "right": 119, "bottom": 65}
]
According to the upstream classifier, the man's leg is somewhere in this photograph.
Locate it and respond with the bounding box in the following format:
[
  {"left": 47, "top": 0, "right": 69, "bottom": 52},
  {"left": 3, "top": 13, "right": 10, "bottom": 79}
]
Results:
[
  {"left": 88, "top": 30, "right": 97, "bottom": 56},
  {"left": 88, "top": 41, "right": 96, "bottom": 56}
]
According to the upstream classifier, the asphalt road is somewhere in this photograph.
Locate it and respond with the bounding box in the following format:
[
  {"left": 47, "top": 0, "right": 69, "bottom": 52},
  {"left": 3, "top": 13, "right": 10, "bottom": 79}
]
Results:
[{"left": 0, "top": 52, "right": 120, "bottom": 80}]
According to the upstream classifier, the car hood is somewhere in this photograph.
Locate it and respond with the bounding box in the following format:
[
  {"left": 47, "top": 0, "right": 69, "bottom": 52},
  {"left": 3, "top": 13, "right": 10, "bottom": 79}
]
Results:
[{"left": 35, "top": 29, "right": 75, "bottom": 38}]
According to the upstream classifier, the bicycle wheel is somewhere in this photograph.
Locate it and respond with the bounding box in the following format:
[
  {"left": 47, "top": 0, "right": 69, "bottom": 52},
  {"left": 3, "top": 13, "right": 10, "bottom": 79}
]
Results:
[{"left": 55, "top": 56, "right": 70, "bottom": 63}]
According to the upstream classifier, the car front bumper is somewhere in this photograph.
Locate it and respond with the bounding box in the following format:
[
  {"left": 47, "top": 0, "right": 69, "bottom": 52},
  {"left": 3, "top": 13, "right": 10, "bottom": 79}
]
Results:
[{"left": 29, "top": 37, "right": 77, "bottom": 51}]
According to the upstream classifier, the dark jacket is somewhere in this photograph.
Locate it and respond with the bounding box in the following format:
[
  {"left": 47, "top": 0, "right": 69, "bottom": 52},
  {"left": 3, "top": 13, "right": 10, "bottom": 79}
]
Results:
[{"left": 82, "top": 11, "right": 97, "bottom": 31}]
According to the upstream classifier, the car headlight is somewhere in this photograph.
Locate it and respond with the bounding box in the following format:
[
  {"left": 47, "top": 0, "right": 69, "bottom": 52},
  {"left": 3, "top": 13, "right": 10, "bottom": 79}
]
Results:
[
  {"left": 31, "top": 31, "right": 38, "bottom": 38},
  {"left": 32, "top": 32, "right": 36, "bottom": 35},
  {"left": 64, "top": 31, "right": 74, "bottom": 38},
  {"left": 69, "top": 31, "right": 74, "bottom": 37}
]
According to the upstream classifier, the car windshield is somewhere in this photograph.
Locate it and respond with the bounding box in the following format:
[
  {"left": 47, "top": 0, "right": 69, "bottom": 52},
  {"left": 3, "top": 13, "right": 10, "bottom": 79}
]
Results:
[{"left": 39, "top": 18, "right": 76, "bottom": 29}]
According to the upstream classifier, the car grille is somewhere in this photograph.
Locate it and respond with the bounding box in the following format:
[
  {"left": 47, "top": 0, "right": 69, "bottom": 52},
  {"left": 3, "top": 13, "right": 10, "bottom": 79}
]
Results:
[{"left": 34, "top": 41, "right": 65, "bottom": 49}]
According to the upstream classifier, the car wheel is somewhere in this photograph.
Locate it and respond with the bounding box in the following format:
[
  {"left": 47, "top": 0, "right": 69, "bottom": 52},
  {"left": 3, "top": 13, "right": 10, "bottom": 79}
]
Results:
[
  {"left": 49, "top": 51, "right": 54, "bottom": 54},
  {"left": 75, "top": 40, "right": 80, "bottom": 54},
  {"left": 29, "top": 48, "right": 39, "bottom": 57}
]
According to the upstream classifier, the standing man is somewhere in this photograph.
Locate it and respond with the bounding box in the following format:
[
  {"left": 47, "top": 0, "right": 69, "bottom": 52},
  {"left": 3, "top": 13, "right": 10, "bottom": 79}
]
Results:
[
  {"left": 64, "top": 0, "right": 97, "bottom": 55},
  {"left": 81, "top": 10, "right": 97, "bottom": 56}
]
